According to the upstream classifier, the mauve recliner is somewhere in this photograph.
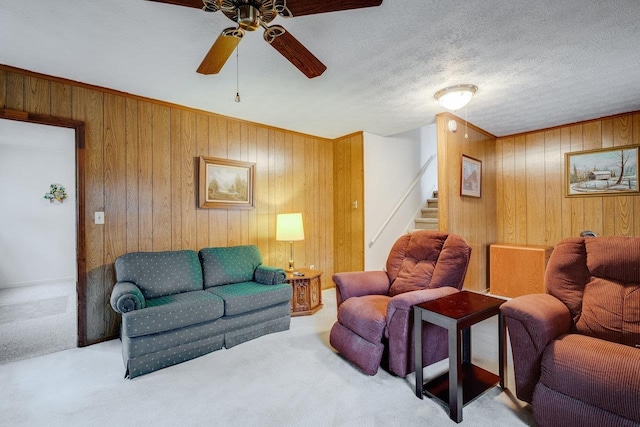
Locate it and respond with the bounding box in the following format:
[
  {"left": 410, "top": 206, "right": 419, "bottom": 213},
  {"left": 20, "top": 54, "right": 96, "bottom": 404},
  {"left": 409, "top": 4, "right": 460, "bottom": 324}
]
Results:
[
  {"left": 501, "top": 236, "right": 640, "bottom": 427},
  {"left": 329, "top": 230, "right": 471, "bottom": 376}
]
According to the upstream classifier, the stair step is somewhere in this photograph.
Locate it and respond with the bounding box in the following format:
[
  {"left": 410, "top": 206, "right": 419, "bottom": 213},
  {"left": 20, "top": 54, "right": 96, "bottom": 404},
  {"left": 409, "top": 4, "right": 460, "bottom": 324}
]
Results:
[
  {"left": 421, "top": 207, "right": 438, "bottom": 218},
  {"left": 414, "top": 218, "right": 439, "bottom": 230},
  {"left": 433, "top": 190, "right": 438, "bottom": 198},
  {"left": 415, "top": 218, "right": 438, "bottom": 224},
  {"left": 427, "top": 198, "right": 438, "bottom": 208}
]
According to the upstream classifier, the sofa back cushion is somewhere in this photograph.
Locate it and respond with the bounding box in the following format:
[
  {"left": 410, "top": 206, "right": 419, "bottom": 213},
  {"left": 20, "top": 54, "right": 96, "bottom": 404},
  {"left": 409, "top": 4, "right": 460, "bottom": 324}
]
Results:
[
  {"left": 546, "top": 236, "right": 640, "bottom": 347},
  {"left": 199, "top": 245, "right": 263, "bottom": 288},
  {"left": 115, "top": 250, "right": 203, "bottom": 299},
  {"left": 387, "top": 231, "right": 471, "bottom": 297}
]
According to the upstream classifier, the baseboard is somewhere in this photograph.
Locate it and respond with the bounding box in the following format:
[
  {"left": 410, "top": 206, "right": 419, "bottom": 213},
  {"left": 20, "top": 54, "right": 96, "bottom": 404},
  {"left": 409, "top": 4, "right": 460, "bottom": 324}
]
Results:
[{"left": 0, "top": 276, "right": 76, "bottom": 290}]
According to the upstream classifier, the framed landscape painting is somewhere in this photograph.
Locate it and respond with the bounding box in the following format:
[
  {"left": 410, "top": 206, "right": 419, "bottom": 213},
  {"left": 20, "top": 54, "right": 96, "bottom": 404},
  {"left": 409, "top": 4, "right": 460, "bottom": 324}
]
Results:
[
  {"left": 460, "top": 154, "right": 482, "bottom": 198},
  {"left": 565, "top": 145, "right": 639, "bottom": 197},
  {"left": 199, "top": 156, "right": 255, "bottom": 209}
]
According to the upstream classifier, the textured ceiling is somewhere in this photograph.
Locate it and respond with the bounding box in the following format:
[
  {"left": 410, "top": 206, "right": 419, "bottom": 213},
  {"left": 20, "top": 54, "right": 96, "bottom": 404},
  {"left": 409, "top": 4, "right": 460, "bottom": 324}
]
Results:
[{"left": 1, "top": 0, "right": 640, "bottom": 139}]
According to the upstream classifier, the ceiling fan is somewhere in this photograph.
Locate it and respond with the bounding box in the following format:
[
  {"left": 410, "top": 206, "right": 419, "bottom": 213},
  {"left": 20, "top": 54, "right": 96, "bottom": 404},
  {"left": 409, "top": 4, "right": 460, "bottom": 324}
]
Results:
[{"left": 149, "top": 0, "right": 383, "bottom": 78}]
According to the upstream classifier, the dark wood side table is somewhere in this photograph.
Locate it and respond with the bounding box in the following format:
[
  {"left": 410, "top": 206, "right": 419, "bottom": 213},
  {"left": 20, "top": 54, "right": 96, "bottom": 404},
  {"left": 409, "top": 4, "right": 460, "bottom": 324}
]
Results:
[
  {"left": 413, "top": 290, "right": 507, "bottom": 423},
  {"left": 285, "top": 268, "right": 323, "bottom": 316}
]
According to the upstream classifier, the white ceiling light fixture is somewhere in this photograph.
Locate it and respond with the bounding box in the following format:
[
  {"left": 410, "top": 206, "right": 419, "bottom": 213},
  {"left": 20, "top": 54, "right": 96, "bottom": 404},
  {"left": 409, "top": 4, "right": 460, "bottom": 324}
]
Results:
[{"left": 434, "top": 84, "right": 478, "bottom": 111}]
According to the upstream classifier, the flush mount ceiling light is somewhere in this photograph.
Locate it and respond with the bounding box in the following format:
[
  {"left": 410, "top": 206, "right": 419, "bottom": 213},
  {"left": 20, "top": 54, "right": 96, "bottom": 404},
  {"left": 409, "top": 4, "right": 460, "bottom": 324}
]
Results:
[{"left": 434, "top": 84, "right": 478, "bottom": 111}]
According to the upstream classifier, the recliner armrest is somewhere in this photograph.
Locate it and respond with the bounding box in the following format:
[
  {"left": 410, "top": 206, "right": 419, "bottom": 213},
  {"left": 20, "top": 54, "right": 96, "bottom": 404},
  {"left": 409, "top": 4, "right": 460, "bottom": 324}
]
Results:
[
  {"left": 254, "top": 265, "right": 286, "bottom": 285},
  {"left": 386, "top": 286, "right": 459, "bottom": 322},
  {"left": 110, "top": 281, "right": 146, "bottom": 314},
  {"left": 500, "top": 293, "right": 572, "bottom": 403},
  {"left": 332, "top": 271, "right": 390, "bottom": 307}
]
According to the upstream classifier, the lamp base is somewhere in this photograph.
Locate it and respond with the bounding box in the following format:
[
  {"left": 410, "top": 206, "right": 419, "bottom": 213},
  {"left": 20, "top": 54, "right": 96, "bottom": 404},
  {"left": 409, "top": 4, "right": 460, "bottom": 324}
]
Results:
[{"left": 286, "top": 259, "right": 295, "bottom": 272}]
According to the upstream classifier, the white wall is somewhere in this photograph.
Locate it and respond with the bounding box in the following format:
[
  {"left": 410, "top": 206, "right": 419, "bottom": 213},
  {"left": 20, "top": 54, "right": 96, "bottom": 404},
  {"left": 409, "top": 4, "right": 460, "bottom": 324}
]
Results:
[
  {"left": 0, "top": 119, "right": 76, "bottom": 288},
  {"left": 363, "top": 124, "right": 438, "bottom": 270}
]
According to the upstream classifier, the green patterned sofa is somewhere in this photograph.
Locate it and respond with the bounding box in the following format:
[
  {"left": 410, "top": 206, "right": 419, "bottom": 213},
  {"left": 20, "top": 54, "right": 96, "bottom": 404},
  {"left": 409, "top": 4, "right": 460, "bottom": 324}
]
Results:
[{"left": 110, "top": 245, "right": 291, "bottom": 378}]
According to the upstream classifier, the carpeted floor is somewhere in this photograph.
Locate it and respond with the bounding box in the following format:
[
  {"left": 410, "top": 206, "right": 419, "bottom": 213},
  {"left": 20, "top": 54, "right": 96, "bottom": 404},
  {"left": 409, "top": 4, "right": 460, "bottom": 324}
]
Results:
[
  {"left": 0, "top": 281, "right": 76, "bottom": 365},
  {"left": 0, "top": 288, "right": 536, "bottom": 426}
]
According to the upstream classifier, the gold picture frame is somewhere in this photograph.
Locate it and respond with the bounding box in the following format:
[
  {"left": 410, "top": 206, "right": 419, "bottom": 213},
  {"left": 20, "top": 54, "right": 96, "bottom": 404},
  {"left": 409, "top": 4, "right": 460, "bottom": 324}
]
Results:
[
  {"left": 460, "top": 154, "right": 482, "bottom": 198},
  {"left": 565, "top": 145, "right": 639, "bottom": 197},
  {"left": 199, "top": 156, "right": 255, "bottom": 209}
]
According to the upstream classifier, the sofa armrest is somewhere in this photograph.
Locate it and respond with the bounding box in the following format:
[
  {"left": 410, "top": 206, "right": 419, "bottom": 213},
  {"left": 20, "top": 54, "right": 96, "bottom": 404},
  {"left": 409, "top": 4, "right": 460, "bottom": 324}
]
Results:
[
  {"left": 254, "top": 265, "right": 286, "bottom": 285},
  {"left": 110, "top": 281, "right": 146, "bottom": 314},
  {"left": 332, "top": 271, "right": 390, "bottom": 308},
  {"left": 500, "top": 293, "right": 572, "bottom": 403}
]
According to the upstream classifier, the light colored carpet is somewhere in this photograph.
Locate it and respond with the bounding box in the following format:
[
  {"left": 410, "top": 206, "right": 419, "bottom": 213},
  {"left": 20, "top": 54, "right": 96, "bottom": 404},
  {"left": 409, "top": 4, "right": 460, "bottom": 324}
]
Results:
[
  {"left": 0, "top": 288, "right": 535, "bottom": 427},
  {"left": 0, "top": 281, "right": 76, "bottom": 365}
]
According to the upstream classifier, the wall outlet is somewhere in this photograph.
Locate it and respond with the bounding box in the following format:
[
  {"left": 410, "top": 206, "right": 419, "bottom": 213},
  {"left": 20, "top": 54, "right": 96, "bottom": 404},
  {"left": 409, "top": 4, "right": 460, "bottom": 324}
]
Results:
[
  {"left": 309, "top": 264, "right": 315, "bottom": 270},
  {"left": 94, "top": 211, "right": 105, "bottom": 225}
]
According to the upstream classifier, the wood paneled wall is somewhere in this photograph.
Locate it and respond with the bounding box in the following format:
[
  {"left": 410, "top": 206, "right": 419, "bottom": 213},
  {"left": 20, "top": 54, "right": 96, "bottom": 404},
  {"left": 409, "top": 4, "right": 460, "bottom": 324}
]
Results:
[
  {"left": 495, "top": 111, "right": 640, "bottom": 245},
  {"left": 437, "top": 113, "right": 497, "bottom": 292},
  {"left": 0, "top": 66, "right": 335, "bottom": 344},
  {"left": 333, "top": 132, "right": 364, "bottom": 274}
]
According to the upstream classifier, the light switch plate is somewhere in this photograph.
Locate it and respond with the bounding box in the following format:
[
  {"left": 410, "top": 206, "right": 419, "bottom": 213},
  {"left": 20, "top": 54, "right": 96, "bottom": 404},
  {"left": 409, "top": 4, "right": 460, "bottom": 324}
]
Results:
[{"left": 95, "top": 211, "right": 105, "bottom": 225}]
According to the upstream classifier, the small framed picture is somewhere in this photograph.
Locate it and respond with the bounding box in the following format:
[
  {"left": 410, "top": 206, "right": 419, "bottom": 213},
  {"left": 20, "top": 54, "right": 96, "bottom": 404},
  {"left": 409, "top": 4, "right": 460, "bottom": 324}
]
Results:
[
  {"left": 460, "top": 154, "right": 482, "bottom": 198},
  {"left": 199, "top": 156, "right": 255, "bottom": 209}
]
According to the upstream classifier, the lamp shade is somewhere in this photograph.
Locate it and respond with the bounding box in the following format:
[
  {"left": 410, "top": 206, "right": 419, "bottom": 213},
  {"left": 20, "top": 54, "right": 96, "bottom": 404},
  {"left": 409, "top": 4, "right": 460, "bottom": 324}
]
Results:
[
  {"left": 434, "top": 84, "right": 478, "bottom": 111},
  {"left": 276, "top": 213, "right": 305, "bottom": 241}
]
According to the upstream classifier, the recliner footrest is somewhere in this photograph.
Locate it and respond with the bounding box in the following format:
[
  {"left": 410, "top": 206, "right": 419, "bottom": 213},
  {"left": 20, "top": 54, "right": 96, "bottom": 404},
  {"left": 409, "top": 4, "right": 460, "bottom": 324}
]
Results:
[{"left": 329, "top": 322, "right": 384, "bottom": 375}]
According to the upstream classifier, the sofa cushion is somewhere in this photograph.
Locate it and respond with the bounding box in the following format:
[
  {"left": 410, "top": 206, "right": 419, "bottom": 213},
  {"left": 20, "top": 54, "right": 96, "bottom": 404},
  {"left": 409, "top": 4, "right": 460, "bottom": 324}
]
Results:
[
  {"left": 539, "top": 334, "right": 640, "bottom": 422},
  {"left": 122, "top": 290, "right": 224, "bottom": 338},
  {"left": 115, "top": 250, "right": 203, "bottom": 299},
  {"left": 206, "top": 281, "right": 292, "bottom": 316},
  {"left": 123, "top": 317, "right": 228, "bottom": 358},
  {"left": 199, "top": 246, "right": 263, "bottom": 288}
]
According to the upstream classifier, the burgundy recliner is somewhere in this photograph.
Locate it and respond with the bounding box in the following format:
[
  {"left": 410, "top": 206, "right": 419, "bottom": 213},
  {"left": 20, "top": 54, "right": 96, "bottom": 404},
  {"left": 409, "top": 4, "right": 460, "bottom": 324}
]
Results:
[
  {"left": 501, "top": 236, "right": 640, "bottom": 427},
  {"left": 329, "top": 230, "right": 471, "bottom": 376}
]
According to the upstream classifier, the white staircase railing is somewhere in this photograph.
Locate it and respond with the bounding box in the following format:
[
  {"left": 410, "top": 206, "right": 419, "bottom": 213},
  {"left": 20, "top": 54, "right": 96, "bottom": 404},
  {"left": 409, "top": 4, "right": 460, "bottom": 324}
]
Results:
[{"left": 368, "top": 154, "right": 436, "bottom": 248}]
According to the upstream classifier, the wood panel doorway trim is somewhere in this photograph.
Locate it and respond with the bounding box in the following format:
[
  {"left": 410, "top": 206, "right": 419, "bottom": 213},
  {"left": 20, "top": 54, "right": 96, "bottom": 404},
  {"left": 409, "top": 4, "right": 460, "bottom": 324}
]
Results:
[{"left": 0, "top": 108, "right": 88, "bottom": 347}]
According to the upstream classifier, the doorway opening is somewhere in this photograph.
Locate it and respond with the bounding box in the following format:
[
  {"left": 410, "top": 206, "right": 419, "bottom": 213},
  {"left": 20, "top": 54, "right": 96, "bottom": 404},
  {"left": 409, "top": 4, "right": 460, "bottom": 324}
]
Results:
[{"left": 0, "top": 109, "right": 87, "bottom": 364}]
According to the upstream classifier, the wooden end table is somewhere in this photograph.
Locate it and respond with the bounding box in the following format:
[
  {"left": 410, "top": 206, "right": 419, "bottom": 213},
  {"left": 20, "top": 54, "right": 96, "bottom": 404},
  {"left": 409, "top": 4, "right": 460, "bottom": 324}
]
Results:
[
  {"left": 413, "top": 290, "right": 507, "bottom": 423},
  {"left": 285, "top": 268, "right": 323, "bottom": 316}
]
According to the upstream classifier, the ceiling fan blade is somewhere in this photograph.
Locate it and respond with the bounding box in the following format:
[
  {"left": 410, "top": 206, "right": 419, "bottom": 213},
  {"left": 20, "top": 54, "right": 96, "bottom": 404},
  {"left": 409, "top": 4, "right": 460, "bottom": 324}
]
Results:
[
  {"left": 147, "top": 0, "right": 204, "bottom": 9},
  {"left": 281, "top": 0, "right": 382, "bottom": 17},
  {"left": 197, "top": 29, "right": 243, "bottom": 75},
  {"left": 265, "top": 26, "right": 327, "bottom": 78}
]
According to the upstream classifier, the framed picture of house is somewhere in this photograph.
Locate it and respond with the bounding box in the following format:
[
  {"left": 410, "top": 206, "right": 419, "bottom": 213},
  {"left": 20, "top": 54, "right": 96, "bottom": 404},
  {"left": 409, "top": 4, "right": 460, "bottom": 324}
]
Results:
[
  {"left": 199, "top": 156, "right": 255, "bottom": 209},
  {"left": 565, "top": 145, "right": 639, "bottom": 197},
  {"left": 460, "top": 154, "right": 482, "bottom": 198}
]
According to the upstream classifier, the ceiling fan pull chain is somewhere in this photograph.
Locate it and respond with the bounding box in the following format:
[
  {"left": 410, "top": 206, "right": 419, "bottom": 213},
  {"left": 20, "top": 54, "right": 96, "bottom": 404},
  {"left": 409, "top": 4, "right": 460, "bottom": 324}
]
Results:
[
  {"left": 235, "top": 36, "right": 241, "bottom": 102},
  {"left": 464, "top": 105, "right": 468, "bottom": 139}
]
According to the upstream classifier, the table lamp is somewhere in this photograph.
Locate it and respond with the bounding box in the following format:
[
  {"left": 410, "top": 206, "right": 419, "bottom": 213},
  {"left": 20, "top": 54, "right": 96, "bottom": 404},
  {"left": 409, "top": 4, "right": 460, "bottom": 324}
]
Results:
[{"left": 276, "top": 213, "right": 305, "bottom": 272}]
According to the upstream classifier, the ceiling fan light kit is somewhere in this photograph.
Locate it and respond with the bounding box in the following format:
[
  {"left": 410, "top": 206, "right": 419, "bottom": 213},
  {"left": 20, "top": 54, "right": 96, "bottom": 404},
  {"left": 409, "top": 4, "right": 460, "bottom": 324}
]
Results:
[
  {"left": 434, "top": 84, "right": 478, "bottom": 111},
  {"left": 150, "top": 0, "right": 383, "bottom": 78}
]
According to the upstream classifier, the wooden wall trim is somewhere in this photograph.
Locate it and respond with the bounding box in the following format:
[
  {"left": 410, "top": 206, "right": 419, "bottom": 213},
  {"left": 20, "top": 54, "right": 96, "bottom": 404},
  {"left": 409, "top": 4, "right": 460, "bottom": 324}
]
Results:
[
  {"left": 0, "top": 64, "right": 333, "bottom": 142},
  {"left": 498, "top": 110, "right": 640, "bottom": 139},
  {"left": 436, "top": 112, "right": 497, "bottom": 139},
  {"left": 0, "top": 108, "right": 88, "bottom": 347}
]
